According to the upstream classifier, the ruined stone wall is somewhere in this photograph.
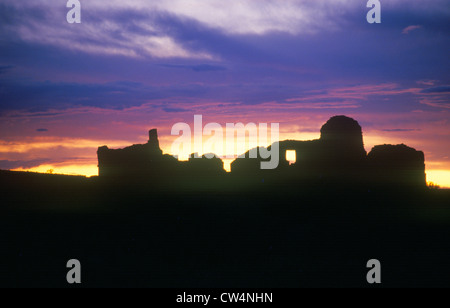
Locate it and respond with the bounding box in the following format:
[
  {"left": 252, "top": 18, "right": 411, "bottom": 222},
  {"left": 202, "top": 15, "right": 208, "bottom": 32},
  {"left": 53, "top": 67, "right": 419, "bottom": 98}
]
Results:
[
  {"left": 97, "top": 118, "right": 427, "bottom": 188},
  {"left": 97, "top": 129, "right": 226, "bottom": 179}
]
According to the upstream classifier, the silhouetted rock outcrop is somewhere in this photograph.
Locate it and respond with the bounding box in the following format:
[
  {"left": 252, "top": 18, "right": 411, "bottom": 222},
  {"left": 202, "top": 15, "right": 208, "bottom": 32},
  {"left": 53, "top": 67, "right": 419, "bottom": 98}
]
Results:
[
  {"left": 97, "top": 129, "right": 225, "bottom": 180},
  {"left": 232, "top": 116, "right": 367, "bottom": 183},
  {"left": 319, "top": 115, "right": 367, "bottom": 166},
  {"left": 231, "top": 116, "right": 425, "bottom": 188},
  {"left": 368, "top": 144, "right": 426, "bottom": 187},
  {"left": 97, "top": 129, "right": 174, "bottom": 178},
  {"left": 97, "top": 116, "right": 427, "bottom": 189},
  {"left": 185, "top": 153, "right": 226, "bottom": 176},
  {"left": 148, "top": 129, "right": 163, "bottom": 156},
  {"left": 320, "top": 116, "right": 365, "bottom": 149}
]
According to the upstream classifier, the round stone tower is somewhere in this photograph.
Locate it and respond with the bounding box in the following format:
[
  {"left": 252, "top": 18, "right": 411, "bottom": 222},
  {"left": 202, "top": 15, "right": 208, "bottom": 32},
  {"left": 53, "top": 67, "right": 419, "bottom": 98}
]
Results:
[{"left": 320, "top": 116, "right": 367, "bottom": 165}]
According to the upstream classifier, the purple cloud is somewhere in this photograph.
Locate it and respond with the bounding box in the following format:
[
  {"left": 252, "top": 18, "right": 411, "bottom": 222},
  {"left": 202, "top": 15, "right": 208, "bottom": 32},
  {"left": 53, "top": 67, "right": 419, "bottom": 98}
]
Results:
[{"left": 402, "top": 25, "right": 422, "bottom": 34}]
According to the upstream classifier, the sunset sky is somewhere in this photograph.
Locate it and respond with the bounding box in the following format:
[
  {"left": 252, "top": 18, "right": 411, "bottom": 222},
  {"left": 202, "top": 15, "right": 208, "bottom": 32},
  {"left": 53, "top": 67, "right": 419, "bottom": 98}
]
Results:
[{"left": 0, "top": 0, "right": 449, "bottom": 186}]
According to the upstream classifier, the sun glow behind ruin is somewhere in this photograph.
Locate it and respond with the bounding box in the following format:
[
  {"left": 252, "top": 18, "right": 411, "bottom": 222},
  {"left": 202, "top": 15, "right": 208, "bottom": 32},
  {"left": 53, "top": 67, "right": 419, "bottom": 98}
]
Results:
[{"left": 8, "top": 124, "right": 450, "bottom": 188}]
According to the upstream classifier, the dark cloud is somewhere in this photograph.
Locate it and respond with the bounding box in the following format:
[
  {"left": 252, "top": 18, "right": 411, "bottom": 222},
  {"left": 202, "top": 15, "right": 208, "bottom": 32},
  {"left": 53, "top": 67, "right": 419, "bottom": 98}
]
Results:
[
  {"left": 0, "top": 65, "right": 14, "bottom": 74},
  {"left": 0, "top": 1, "right": 448, "bottom": 116},
  {"left": 161, "top": 64, "right": 227, "bottom": 72},
  {"left": 0, "top": 3, "right": 17, "bottom": 27},
  {"left": 0, "top": 159, "right": 50, "bottom": 170},
  {"left": 36, "top": 128, "right": 48, "bottom": 132},
  {"left": 421, "top": 86, "right": 450, "bottom": 94},
  {"left": 191, "top": 64, "right": 227, "bottom": 72},
  {"left": 0, "top": 77, "right": 312, "bottom": 113},
  {"left": 0, "top": 80, "right": 162, "bottom": 112}
]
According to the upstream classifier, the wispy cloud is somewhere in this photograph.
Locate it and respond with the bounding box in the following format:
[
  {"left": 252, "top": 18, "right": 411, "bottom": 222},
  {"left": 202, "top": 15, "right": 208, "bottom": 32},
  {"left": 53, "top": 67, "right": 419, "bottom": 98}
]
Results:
[
  {"left": 286, "top": 84, "right": 422, "bottom": 104},
  {"left": 382, "top": 128, "right": 421, "bottom": 132},
  {"left": 402, "top": 25, "right": 422, "bottom": 34},
  {"left": 2, "top": 0, "right": 448, "bottom": 61},
  {"left": 417, "top": 80, "right": 437, "bottom": 86},
  {"left": 1, "top": 2, "right": 215, "bottom": 60},
  {"left": 160, "top": 64, "right": 227, "bottom": 72},
  {"left": 0, "top": 159, "right": 51, "bottom": 170},
  {"left": 419, "top": 86, "right": 450, "bottom": 109}
]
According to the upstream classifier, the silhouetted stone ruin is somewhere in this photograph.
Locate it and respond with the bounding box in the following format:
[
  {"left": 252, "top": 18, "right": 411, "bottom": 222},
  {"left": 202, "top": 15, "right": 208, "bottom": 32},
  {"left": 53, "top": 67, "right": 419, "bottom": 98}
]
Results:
[
  {"left": 97, "top": 116, "right": 427, "bottom": 189},
  {"left": 97, "top": 129, "right": 226, "bottom": 179},
  {"left": 368, "top": 144, "right": 426, "bottom": 187},
  {"left": 232, "top": 116, "right": 368, "bottom": 179}
]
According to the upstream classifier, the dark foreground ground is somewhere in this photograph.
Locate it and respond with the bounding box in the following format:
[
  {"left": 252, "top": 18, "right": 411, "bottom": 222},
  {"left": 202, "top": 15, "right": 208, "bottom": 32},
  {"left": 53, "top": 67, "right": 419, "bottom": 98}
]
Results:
[{"left": 0, "top": 170, "right": 449, "bottom": 287}]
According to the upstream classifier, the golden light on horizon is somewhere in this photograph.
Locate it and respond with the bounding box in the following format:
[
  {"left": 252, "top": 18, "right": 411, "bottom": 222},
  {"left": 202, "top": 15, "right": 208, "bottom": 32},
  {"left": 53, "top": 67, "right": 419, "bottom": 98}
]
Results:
[
  {"left": 4, "top": 129, "right": 449, "bottom": 188},
  {"left": 12, "top": 164, "right": 99, "bottom": 178},
  {"left": 426, "top": 170, "right": 450, "bottom": 189},
  {"left": 286, "top": 150, "right": 297, "bottom": 165},
  {"left": 9, "top": 159, "right": 450, "bottom": 189}
]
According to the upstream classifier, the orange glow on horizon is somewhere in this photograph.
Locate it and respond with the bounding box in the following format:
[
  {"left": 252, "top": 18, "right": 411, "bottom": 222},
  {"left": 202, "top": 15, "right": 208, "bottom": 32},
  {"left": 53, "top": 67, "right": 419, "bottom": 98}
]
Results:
[
  {"left": 426, "top": 170, "right": 450, "bottom": 189},
  {"left": 11, "top": 164, "right": 450, "bottom": 188},
  {"left": 4, "top": 126, "right": 449, "bottom": 188},
  {"left": 12, "top": 164, "right": 99, "bottom": 178}
]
